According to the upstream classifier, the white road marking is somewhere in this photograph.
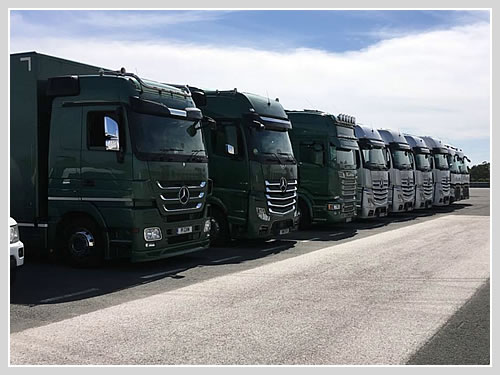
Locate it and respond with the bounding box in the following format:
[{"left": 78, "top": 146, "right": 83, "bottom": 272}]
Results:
[
  {"left": 261, "top": 245, "right": 288, "bottom": 253},
  {"left": 140, "top": 269, "right": 185, "bottom": 279},
  {"left": 299, "top": 237, "right": 320, "bottom": 243},
  {"left": 39, "top": 288, "right": 100, "bottom": 303},
  {"left": 211, "top": 256, "right": 241, "bottom": 264}
]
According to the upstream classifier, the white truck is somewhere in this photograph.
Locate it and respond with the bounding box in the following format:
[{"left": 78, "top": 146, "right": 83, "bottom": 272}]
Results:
[
  {"left": 420, "top": 136, "right": 451, "bottom": 206},
  {"left": 10, "top": 217, "right": 24, "bottom": 281},
  {"left": 445, "top": 144, "right": 463, "bottom": 203},
  {"left": 404, "top": 134, "right": 434, "bottom": 209},
  {"left": 378, "top": 129, "right": 415, "bottom": 213},
  {"left": 457, "top": 149, "right": 471, "bottom": 200},
  {"left": 354, "top": 125, "right": 389, "bottom": 218}
]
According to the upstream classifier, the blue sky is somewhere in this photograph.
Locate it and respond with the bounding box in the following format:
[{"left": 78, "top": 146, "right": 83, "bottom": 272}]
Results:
[{"left": 10, "top": 9, "right": 491, "bottom": 164}]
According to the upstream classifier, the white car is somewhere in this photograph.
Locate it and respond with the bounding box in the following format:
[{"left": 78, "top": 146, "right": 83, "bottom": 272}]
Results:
[{"left": 10, "top": 217, "right": 24, "bottom": 280}]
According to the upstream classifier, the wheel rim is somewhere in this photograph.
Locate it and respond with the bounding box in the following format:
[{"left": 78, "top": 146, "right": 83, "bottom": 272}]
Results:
[
  {"left": 210, "top": 217, "right": 220, "bottom": 241},
  {"left": 69, "top": 230, "right": 95, "bottom": 257}
]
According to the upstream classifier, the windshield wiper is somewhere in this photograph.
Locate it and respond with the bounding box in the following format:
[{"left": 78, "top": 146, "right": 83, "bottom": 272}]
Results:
[
  {"left": 277, "top": 152, "right": 297, "bottom": 164},
  {"left": 260, "top": 152, "right": 284, "bottom": 165},
  {"left": 159, "top": 148, "right": 184, "bottom": 153},
  {"left": 187, "top": 149, "right": 207, "bottom": 162}
]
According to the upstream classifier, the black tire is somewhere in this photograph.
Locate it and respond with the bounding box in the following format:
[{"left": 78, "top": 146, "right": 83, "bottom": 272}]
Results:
[
  {"left": 61, "top": 217, "right": 105, "bottom": 267},
  {"left": 10, "top": 257, "right": 17, "bottom": 283},
  {"left": 298, "top": 200, "right": 312, "bottom": 230},
  {"left": 209, "top": 208, "right": 229, "bottom": 247}
]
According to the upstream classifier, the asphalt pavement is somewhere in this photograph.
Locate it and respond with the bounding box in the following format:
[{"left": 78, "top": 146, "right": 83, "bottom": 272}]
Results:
[{"left": 9, "top": 188, "right": 490, "bottom": 365}]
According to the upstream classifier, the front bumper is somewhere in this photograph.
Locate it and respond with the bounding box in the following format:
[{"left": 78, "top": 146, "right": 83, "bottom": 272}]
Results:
[
  {"left": 414, "top": 186, "right": 433, "bottom": 209},
  {"left": 433, "top": 183, "right": 451, "bottom": 206},
  {"left": 390, "top": 187, "right": 414, "bottom": 212},
  {"left": 106, "top": 207, "right": 211, "bottom": 262},
  {"left": 358, "top": 189, "right": 388, "bottom": 219},
  {"left": 244, "top": 194, "right": 298, "bottom": 239},
  {"left": 10, "top": 240, "right": 24, "bottom": 268}
]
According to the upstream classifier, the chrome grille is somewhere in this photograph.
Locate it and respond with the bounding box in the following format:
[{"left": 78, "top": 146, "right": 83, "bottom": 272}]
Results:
[
  {"left": 441, "top": 176, "right": 450, "bottom": 193},
  {"left": 156, "top": 181, "right": 206, "bottom": 214},
  {"left": 401, "top": 177, "right": 415, "bottom": 200},
  {"left": 423, "top": 178, "right": 433, "bottom": 200},
  {"left": 372, "top": 179, "right": 389, "bottom": 204},
  {"left": 265, "top": 179, "right": 297, "bottom": 215}
]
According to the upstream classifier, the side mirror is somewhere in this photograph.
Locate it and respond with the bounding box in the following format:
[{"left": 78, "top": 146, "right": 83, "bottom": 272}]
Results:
[
  {"left": 104, "top": 116, "right": 120, "bottom": 151},
  {"left": 186, "top": 124, "right": 198, "bottom": 137},
  {"left": 226, "top": 144, "right": 235, "bottom": 155}
]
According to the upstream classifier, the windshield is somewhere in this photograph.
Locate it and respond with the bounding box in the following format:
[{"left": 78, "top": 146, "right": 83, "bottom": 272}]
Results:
[
  {"left": 447, "top": 154, "right": 461, "bottom": 173},
  {"left": 247, "top": 128, "right": 295, "bottom": 163},
  {"left": 128, "top": 110, "right": 206, "bottom": 161},
  {"left": 433, "top": 153, "right": 449, "bottom": 170},
  {"left": 361, "top": 147, "right": 386, "bottom": 170},
  {"left": 414, "top": 153, "right": 432, "bottom": 171},
  {"left": 330, "top": 144, "right": 356, "bottom": 169},
  {"left": 459, "top": 157, "right": 469, "bottom": 174},
  {"left": 391, "top": 149, "right": 412, "bottom": 170}
]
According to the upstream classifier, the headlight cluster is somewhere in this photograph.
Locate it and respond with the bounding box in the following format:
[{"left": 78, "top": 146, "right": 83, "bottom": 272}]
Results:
[
  {"left": 10, "top": 225, "right": 19, "bottom": 244},
  {"left": 144, "top": 227, "right": 162, "bottom": 242},
  {"left": 327, "top": 203, "right": 341, "bottom": 211},
  {"left": 256, "top": 207, "right": 270, "bottom": 221},
  {"left": 203, "top": 219, "right": 211, "bottom": 233}
]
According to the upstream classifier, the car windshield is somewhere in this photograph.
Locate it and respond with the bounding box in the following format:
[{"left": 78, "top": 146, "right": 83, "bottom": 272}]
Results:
[
  {"left": 414, "top": 153, "right": 432, "bottom": 171},
  {"left": 391, "top": 149, "right": 412, "bottom": 170},
  {"left": 247, "top": 128, "right": 295, "bottom": 163},
  {"left": 127, "top": 110, "right": 206, "bottom": 162},
  {"left": 447, "top": 154, "right": 461, "bottom": 173},
  {"left": 433, "top": 153, "right": 449, "bottom": 170},
  {"left": 361, "top": 146, "right": 387, "bottom": 170},
  {"left": 330, "top": 145, "right": 356, "bottom": 169}
]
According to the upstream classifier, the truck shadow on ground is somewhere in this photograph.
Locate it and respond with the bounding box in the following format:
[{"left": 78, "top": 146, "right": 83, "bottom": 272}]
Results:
[
  {"left": 10, "top": 239, "right": 298, "bottom": 306},
  {"left": 10, "top": 203, "right": 468, "bottom": 307}
]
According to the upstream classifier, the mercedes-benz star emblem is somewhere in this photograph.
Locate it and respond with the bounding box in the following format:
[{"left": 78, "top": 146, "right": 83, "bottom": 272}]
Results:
[
  {"left": 279, "top": 177, "right": 288, "bottom": 193},
  {"left": 178, "top": 186, "right": 190, "bottom": 205}
]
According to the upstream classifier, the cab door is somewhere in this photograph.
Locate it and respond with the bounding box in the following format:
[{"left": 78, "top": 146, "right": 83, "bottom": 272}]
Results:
[
  {"left": 80, "top": 106, "right": 133, "bottom": 204},
  {"left": 206, "top": 121, "right": 249, "bottom": 220}
]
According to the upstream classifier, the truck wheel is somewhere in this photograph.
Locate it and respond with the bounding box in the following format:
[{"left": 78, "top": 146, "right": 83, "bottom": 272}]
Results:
[
  {"left": 298, "top": 201, "right": 312, "bottom": 230},
  {"left": 62, "top": 217, "right": 104, "bottom": 267},
  {"left": 210, "top": 208, "right": 229, "bottom": 247}
]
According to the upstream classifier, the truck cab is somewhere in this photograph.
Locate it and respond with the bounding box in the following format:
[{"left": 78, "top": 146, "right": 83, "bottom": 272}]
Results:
[
  {"left": 194, "top": 89, "right": 299, "bottom": 244},
  {"left": 378, "top": 129, "right": 415, "bottom": 213},
  {"left": 286, "top": 111, "right": 358, "bottom": 228},
  {"left": 353, "top": 125, "right": 389, "bottom": 218},
  {"left": 420, "top": 136, "right": 451, "bottom": 206},
  {"left": 404, "top": 134, "right": 434, "bottom": 209},
  {"left": 11, "top": 52, "right": 211, "bottom": 265},
  {"left": 445, "top": 144, "right": 463, "bottom": 203},
  {"left": 457, "top": 149, "right": 471, "bottom": 200}
]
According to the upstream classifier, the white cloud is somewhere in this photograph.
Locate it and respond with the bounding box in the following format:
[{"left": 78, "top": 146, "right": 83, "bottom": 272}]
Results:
[{"left": 10, "top": 21, "right": 490, "bottom": 163}]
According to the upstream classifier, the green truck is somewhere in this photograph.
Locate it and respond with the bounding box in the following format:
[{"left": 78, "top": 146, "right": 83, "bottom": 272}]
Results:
[
  {"left": 10, "top": 52, "right": 211, "bottom": 265},
  {"left": 286, "top": 110, "right": 358, "bottom": 228},
  {"left": 190, "top": 88, "right": 299, "bottom": 244}
]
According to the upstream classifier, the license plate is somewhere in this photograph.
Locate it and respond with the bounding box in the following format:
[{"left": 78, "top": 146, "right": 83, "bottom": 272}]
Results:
[
  {"left": 346, "top": 217, "right": 352, "bottom": 223},
  {"left": 279, "top": 228, "right": 290, "bottom": 235},
  {"left": 177, "top": 226, "right": 192, "bottom": 235}
]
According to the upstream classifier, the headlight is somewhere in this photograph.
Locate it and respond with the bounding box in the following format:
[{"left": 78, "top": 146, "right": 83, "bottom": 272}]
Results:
[
  {"left": 203, "top": 219, "right": 211, "bottom": 233},
  {"left": 256, "top": 207, "right": 270, "bottom": 221},
  {"left": 144, "top": 227, "right": 162, "bottom": 242},
  {"left": 10, "top": 225, "right": 19, "bottom": 244},
  {"left": 327, "top": 203, "right": 341, "bottom": 211}
]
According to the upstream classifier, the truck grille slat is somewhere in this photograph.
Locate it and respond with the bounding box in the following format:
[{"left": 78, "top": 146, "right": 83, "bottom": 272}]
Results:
[{"left": 265, "top": 179, "right": 297, "bottom": 215}]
